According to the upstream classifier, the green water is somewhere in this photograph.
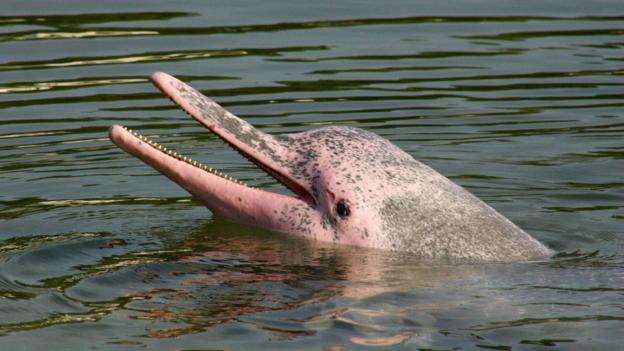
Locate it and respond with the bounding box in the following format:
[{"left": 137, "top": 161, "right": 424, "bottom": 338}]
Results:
[{"left": 0, "top": 1, "right": 622, "bottom": 350}]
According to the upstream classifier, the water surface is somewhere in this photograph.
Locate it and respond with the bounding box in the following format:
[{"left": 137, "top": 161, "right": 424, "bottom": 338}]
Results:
[{"left": 0, "top": 1, "right": 623, "bottom": 350}]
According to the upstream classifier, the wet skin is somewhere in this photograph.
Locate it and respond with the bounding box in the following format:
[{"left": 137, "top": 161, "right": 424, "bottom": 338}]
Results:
[{"left": 109, "top": 72, "right": 552, "bottom": 262}]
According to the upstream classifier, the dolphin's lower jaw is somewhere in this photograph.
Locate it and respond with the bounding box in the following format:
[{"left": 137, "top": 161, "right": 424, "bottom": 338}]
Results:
[
  {"left": 108, "top": 124, "right": 322, "bottom": 240},
  {"left": 109, "top": 72, "right": 552, "bottom": 262}
]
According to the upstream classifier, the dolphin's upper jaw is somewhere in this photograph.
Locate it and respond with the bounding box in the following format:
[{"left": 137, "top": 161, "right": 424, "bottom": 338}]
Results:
[{"left": 148, "top": 72, "right": 316, "bottom": 206}]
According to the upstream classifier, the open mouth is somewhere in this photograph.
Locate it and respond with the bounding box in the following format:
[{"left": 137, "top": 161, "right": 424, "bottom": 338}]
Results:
[{"left": 110, "top": 72, "right": 315, "bottom": 205}]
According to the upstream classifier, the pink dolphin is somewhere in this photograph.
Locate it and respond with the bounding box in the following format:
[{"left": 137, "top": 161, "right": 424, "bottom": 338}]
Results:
[{"left": 109, "top": 72, "right": 552, "bottom": 262}]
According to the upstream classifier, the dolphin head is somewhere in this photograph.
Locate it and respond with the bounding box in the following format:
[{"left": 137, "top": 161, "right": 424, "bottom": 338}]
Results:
[
  {"left": 110, "top": 72, "right": 552, "bottom": 262},
  {"left": 271, "top": 125, "right": 427, "bottom": 249}
]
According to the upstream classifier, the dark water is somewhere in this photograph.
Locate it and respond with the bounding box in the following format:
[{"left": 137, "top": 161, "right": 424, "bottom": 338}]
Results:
[{"left": 1, "top": 0, "right": 623, "bottom": 349}]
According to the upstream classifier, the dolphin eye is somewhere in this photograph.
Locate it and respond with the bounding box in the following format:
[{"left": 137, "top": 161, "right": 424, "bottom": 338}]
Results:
[{"left": 335, "top": 200, "right": 350, "bottom": 219}]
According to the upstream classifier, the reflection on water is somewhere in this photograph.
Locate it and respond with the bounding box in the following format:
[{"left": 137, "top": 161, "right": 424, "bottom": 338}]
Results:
[
  {"left": 0, "top": 221, "right": 620, "bottom": 349},
  {"left": 0, "top": 0, "right": 622, "bottom": 349}
]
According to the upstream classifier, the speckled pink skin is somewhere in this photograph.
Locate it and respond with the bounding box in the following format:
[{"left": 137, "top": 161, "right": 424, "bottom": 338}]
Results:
[{"left": 109, "top": 72, "right": 553, "bottom": 262}]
